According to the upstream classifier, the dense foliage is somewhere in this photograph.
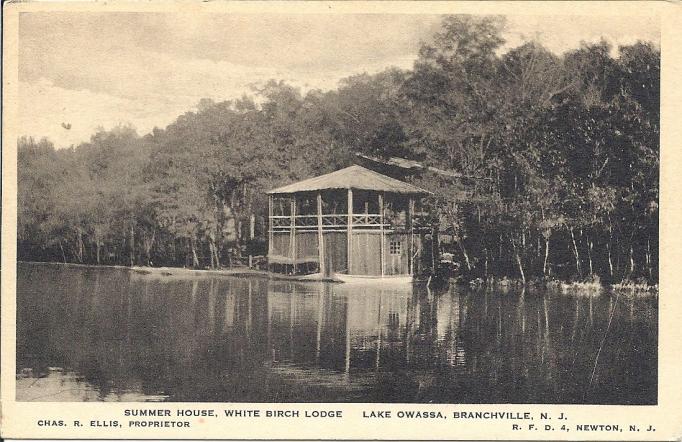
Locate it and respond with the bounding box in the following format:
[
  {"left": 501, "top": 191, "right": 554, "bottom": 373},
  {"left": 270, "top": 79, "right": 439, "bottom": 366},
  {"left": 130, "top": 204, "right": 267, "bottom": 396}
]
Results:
[{"left": 18, "top": 16, "right": 659, "bottom": 284}]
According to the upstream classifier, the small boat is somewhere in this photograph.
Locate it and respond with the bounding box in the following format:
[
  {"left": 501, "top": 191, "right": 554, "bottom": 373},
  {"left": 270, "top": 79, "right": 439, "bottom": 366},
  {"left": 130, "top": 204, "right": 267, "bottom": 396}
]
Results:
[
  {"left": 269, "top": 272, "right": 335, "bottom": 282},
  {"left": 334, "top": 273, "right": 413, "bottom": 285}
]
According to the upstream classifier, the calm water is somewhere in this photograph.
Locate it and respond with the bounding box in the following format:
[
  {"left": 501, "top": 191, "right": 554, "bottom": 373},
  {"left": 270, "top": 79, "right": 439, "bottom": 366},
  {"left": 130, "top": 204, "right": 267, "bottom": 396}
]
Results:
[{"left": 16, "top": 262, "right": 657, "bottom": 404}]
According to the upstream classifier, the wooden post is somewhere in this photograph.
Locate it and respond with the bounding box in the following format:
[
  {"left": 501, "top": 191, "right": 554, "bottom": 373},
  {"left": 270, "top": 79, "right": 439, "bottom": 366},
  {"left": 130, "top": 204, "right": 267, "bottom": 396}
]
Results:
[
  {"left": 379, "top": 192, "right": 385, "bottom": 277},
  {"left": 344, "top": 296, "right": 351, "bottom": 379},
  {"left": 376, "top": 292, "right": 382, "bottom": 369},
  {"left": 316, "top": 285, "right": 324, "bottom": 362},
  {"left": 246, "top": 279, "right": 252, "bottom": 337},
  {"left": 266, "top": 278, "right": 272, "bottom": 349},
  {"left": 249, "top": 213, "right": 255, "bottom": 269},
  {"left": 290, "top": 197, "right": 296, "bottom": 274},
  {"left": 290, "top": 286, "right": 295, "bottom": 359},
  {"left": 268, "top": 195, "right": 273, "bottom": 270},
  {"left": 317, "top": 192, "right": 326, "bottom": 276},
  {"left": 409, "top": 198, "right": 415, "bottom": 276},
  {"left": 347, "top": 188, "right": 353, "bottom": 274}
]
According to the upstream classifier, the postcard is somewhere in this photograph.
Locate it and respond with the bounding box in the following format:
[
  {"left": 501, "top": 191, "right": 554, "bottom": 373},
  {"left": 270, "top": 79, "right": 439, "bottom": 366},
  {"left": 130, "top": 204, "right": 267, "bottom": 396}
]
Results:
[{"left": 2, "top": 1, "right": 681, "bottom": 440}]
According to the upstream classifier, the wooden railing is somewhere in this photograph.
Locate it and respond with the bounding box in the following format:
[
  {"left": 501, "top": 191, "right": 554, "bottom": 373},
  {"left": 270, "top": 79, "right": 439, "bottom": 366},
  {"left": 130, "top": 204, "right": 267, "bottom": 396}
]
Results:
[
  {"left": 270, "top": 212, "right": 432, "bottom": 233},
  {"left": 270, "top": 214, "right": 389, "bottom": 232}
]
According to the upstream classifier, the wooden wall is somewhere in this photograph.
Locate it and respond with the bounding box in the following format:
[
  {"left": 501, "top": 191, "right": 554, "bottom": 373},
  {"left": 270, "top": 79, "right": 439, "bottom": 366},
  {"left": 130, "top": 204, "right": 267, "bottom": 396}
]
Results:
[
  {"left": 323, "top": 232, "right": 347, "bottom": 277},
  {"left": 295, "top": 232, "right": 319, "bottom": 261},
  {"left": 271, "top": 232, "right": 320, "bottom": 263},
  {"left": 383, "top": 233, "right": 410, "bottom": 276},
  {"left": 271, "top": 230, "right": 423, "bottom": 277},
  {"left": 271, "top": 232, "right": 291, "bottom": 260},
  {"left": 349, "top": 232, "right": 382, "bottom": 276}
]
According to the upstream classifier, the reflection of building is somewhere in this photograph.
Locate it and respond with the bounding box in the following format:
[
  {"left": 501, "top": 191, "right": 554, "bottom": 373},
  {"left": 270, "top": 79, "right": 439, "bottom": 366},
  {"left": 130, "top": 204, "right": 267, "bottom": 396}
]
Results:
[
  {"left": 264, "top": 282, "right": 463, "bottom": 376},
  {"left": 266, "top": 165, "right": 433, "bottom": 278}
]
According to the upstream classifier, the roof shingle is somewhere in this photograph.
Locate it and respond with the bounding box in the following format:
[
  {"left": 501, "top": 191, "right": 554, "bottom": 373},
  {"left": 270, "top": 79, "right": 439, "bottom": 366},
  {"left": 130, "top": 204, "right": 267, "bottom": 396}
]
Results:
[{"left": 267, "top": 165, "right": 431, "bottom": 195}]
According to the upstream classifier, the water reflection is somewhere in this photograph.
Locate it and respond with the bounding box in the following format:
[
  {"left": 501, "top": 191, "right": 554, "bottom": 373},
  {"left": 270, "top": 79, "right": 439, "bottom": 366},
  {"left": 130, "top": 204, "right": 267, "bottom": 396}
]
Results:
[{"left": 16, "top": 263, "right": 657, "bottom": 404}]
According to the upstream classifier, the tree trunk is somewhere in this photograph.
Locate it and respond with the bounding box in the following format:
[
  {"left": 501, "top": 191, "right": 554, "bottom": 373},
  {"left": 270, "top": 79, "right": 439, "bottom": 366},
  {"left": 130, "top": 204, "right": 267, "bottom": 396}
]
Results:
[
  {"left": 96, "top": 241, "right": 101, "bottom": 265},
  {"left": 484, "top": 247, "right": 489, "bottom": 279},
  {"left": 569, "top": 227, "right": 582, "bottom": 278},
  {"left": 511, "top": 235, "right": 526, "bottom": 285},
  {"left": 191, "top": 238, "right": 200, "bottom": 268},
  {"left": 185, "top": 239, "right": 190, "bottom": 267},
  {"left": 214, "top": 242, "right": 221, "bottom": 268},
  {"left": 143, "top": 229, "right": 155, "bottom": 266},
  {"left": 646, "top": 237, "right": 652, "bottom": 281},
  {"left": 616, "top": 238, "right": 621, "bottom": 279},
  {"left": 537, "top": 236, "right": 541, "bottom": 258},
  {"left": 629, "top": 244, "right": 635, "bottom": 278},
  {"left": 129, "top": 223, "right": 135, "bottom": 267},
  {"left": 585, "top": 235, "right": 594, "bottom": 276},
  {"left": 172, "top": 238, "right": 177, "bottom": 266},
  {"left": 515, "top": 250, "right": 526, "bottom": 285},
  {"left": 430, "top": 228, "right": 437, "bottom": 275},
  {"left": 459, "top": 241, "right": 472, "bottom": 272},
  {"left": 607, "top": 238, "right": 614, "bottom": 278},
  {"left": 236, "top": 219, "right": 243, "bottom": 258},
  {"left": 76, "top": 229, "right": 84, "bottom": 263},
  {"left": 59, "top": 240, "right": 67, "bottom": 263},
  {"left": 543, "top": 237, "right": 550, "bottom": 277}
]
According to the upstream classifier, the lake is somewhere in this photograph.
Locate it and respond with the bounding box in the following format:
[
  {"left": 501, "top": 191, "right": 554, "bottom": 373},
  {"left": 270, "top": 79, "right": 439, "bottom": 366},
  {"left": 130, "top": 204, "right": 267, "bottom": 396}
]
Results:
[{"left": 16, "top": 262, "right": 657, "bottom": 404}]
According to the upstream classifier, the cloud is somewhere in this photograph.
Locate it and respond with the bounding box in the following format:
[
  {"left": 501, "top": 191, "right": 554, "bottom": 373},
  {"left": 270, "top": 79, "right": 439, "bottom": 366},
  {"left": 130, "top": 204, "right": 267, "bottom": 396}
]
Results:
[
  {"left": 18, "top": 44, "right": 421, "bottom": 148},
  {"left": 503, "top": 15, "right": 659, "bottom": 55},
  {"left": 19, "top": 78, "right": 181, "bottom": 148},
  {"left": 17, "top": 13, "right": 659, "bottom": 149},
  {"left": 19, "top": 13, "right": 439, "bottom": 99},
  {"left": 18, "top": 29, "right": 422, "bottom": 148}
]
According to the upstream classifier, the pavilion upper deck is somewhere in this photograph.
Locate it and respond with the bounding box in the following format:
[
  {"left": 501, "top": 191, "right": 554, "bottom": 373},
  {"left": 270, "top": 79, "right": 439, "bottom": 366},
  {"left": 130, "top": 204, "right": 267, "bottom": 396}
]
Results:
[{"left": 268, "top": 212, "right": 432, "bottom": 233}]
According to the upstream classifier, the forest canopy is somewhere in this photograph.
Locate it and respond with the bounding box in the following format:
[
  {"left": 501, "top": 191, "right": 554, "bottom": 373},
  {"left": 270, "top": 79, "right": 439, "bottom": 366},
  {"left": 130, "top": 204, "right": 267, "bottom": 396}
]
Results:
[{"left": 17, "top": 16, "right": 659, "bottom": 284}]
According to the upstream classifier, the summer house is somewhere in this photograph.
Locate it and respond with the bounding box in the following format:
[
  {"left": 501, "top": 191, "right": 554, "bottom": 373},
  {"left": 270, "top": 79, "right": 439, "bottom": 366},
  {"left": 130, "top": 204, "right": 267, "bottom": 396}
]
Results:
[{"left": 266, "top": 165, "right": 433, "bottom": 280}]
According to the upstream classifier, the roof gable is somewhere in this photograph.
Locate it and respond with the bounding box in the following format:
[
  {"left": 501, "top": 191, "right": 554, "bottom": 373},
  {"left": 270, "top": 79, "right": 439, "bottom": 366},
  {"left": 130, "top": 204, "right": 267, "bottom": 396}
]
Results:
[{"left": 267, "top": 165, "right": 431, "bottom": 195}]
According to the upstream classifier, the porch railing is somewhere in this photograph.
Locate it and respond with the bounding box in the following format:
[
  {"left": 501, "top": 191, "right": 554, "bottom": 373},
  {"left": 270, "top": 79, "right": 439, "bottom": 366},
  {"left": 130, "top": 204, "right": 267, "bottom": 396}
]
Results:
[
  {"left": 269, "top": 213, "right": 432, "bottom": 233},
  {"left": 269, "top": 214, "right": 388, "bottom": 232}
]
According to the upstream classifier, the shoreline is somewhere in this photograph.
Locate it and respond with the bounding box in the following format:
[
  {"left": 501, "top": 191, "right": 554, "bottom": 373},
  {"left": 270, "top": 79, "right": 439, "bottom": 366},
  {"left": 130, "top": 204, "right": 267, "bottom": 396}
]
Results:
[
  {"left": 17, "top": 261, "right": 339, "bottom": 283},
  {"left": 463, "top": 275, "right": 658, "bottom": 295},
  {"left": 18, "top": 261, "right": 659, "bottom": 293}
]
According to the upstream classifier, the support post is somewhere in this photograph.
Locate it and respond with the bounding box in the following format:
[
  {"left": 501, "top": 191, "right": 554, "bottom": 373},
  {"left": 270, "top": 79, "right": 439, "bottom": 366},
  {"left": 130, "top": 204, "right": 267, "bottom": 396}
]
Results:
[
  {"left": 344, "top": 297, "right": 351, "bottom": 379},
  {"left": 376, "top": 292, "right": 382, "bottom": 369},
  {"left": 290, "top": 198, "right": 296, "bottom": 274},
  {"left": 347, "top": 188, "right": 353, "bottom": 274},
  {"left": 317, "top": 192, "right": 326, "bottom": 276},
  {"left": 409, "top": 198, "right": 415, "bottom": 276},
  {"left": 268, "top": 195, "right": 273, "bottom": 270},
  {"left": 379, "top": 192, "right": 385, "bottom": 277},
  {"left": 249, "top": 214, "right": 255, "bottom": 267},
  {"left": 316, "top": 285, "right": 325, "bottom": 362}
]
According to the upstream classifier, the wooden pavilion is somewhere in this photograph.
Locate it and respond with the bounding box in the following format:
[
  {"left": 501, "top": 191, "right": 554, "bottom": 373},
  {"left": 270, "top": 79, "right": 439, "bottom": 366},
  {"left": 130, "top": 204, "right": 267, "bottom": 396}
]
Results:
[{"left": 266, "top": 165, "right": 433, "bottom": 280}]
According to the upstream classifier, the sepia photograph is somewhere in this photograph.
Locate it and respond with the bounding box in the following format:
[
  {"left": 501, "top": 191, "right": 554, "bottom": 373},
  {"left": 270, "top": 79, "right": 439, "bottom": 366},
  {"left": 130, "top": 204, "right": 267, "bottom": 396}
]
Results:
[{"left": 11, "top": 7, "right": 660, "bottom": 410}]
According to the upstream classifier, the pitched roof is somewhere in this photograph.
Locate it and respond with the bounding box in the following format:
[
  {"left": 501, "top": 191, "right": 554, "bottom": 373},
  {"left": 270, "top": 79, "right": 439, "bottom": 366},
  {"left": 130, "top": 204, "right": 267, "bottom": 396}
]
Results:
[
  {"left": 356, "top": 153, "right": 492, "bottom": 181},
  {"left": 267, "top": 165, "right": 431, "bottom": 195}
]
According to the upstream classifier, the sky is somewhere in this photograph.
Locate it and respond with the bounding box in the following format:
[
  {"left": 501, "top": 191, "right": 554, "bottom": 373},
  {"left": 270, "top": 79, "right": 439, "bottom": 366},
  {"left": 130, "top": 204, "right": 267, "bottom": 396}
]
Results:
[{"left": 18, "top": 13, "right": 659, "bottom": 149}]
